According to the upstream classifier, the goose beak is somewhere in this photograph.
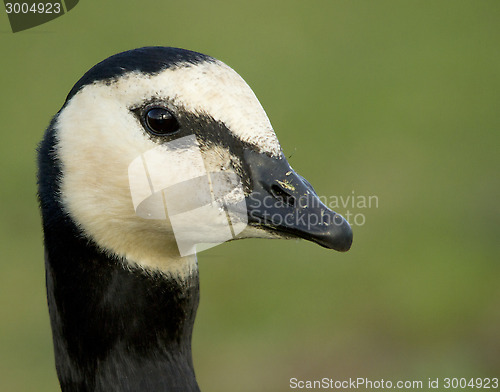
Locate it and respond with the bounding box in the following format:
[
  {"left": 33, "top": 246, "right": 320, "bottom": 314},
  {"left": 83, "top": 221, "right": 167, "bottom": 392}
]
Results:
[{"left": 244, "top": 150, "right": 353, "bottom": 252}]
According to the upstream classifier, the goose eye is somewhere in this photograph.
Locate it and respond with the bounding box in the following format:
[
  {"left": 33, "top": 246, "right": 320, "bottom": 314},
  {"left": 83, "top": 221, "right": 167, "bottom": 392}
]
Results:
[{"left": 144, "top": 108, "right": 179, "bottom": 135}]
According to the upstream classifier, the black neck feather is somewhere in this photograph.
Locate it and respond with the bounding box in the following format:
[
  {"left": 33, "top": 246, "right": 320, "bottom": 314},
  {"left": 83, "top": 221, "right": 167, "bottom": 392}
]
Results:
[{"left": 38, "top": 119, "right": 201, "bottom": 392}]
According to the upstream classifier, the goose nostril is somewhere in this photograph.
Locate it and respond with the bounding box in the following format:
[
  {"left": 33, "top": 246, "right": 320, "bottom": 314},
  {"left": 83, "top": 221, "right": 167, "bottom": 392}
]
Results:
[{"left": 270, "top": 184, "right": 295, "bottom": 207}]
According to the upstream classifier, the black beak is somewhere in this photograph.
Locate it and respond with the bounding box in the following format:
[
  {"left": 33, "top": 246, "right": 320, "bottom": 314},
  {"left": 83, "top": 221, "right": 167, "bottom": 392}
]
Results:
[{"left": 244, "top": 150, "right": 353, "bottom": 252}]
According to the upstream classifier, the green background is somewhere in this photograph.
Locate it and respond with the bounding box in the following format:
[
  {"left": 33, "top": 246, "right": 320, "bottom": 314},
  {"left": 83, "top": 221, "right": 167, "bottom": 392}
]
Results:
[{"left": 1, "top": 1, "right": 498, "bottom": 391}]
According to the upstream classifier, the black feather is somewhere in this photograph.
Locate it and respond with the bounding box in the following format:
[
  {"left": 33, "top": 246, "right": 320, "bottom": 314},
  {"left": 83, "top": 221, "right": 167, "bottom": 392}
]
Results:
[
  {"left": 38, "top": 115, "right": 201, "bottom": 391},
  {"left": 66, "top": 47, "right": 214, "bottom": 103}
]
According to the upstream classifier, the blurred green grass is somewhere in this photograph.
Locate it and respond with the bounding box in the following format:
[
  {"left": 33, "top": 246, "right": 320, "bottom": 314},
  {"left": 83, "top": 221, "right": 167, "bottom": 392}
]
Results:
[{"left": 1, "top": 1, "right": 499, "bottom": 391}]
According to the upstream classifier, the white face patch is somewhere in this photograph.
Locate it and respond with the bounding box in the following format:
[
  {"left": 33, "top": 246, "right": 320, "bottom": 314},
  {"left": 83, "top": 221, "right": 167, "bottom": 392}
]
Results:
[
  {"left": 95, "top": 60, "right": 281, "bottom": 156},
  {"left": 55, "top": 59, "right": 282, "bottom": 276},
  {"left": 128, "top": 135, "right": 248, "bottom": 257}
]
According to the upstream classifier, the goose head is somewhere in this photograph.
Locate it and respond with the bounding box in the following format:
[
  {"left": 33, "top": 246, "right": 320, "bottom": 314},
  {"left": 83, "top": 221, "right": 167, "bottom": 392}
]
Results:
[{"left": 38, "top": 46, "right": 352, "bottom": 391}]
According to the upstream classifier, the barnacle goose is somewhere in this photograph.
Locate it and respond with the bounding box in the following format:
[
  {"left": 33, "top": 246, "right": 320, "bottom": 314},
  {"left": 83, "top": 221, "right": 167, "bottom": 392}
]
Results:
[{"left": 37, "top": 47, "right": 352, "bottom": 392}]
